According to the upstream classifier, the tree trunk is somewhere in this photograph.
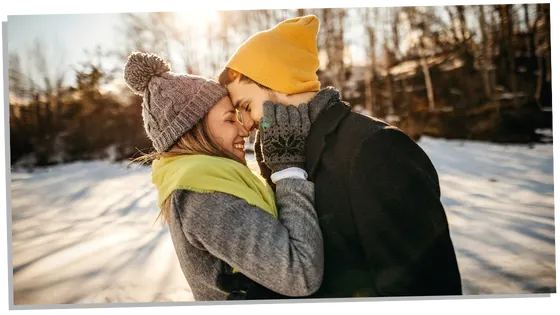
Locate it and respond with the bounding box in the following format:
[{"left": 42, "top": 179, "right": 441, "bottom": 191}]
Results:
[
  {"left": 322, "top": 8, "right": 346, "bottom": 91},
  {"left": 543, "top": 4, "right": 551, "bottom": 84},
  {"left": 321, "top": 9, "right": 336, "bottom": 87},
  {"left": 390, "top": 8, "right": 407, "bottom": 110},
  {"left": 500, "top": 5, "right": 516, "bottom": 93},
  {"left": 456, "top": 5, "right": 468, "bottom": 42},
  {"left": 417, "top": 27, "right": 435, "bottom": 112},
  {"left": 363, "top": 8, "right": 377, "bottom": 116},
  {"left": 445, "top": 6, "right": 460, "bottom": 45},
  {"left": 335, "top": 9, "right": 346, "bottom": 90},
  {"left": 478, "top": 5, "right": 491, "bottom": 99},
  {"left": 392, "top": 8, "right": 400, "bottom": 59},
  {"left": 523, "top": 4, "right": 532, "bottom": 57},
  {"left": 383, "top": 41, "right": 394, "bottom": 117},
  {"left": 535, "top": 52, "right": 544, "bottom": 102},
  {"left": 489, "top": 6, "right": 497, "bottom": 99},
  {"left": 420, "top": 56, "right": 435, "bottom": 111}
]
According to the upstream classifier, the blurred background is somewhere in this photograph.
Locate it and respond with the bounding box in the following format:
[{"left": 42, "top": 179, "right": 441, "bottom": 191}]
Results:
[{"left": 8, "top": 4, "right": 555, "bottom": 306}]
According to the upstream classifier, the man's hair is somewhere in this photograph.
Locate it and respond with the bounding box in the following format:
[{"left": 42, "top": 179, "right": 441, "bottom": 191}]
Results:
[{"left": 218, "top": 67, "right": 272, "bottom": 91}]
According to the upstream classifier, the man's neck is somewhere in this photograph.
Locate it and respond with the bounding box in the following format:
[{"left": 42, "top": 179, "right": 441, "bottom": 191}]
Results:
[{"left": 283, "top": 91, "right": 319, "bottom": 107}]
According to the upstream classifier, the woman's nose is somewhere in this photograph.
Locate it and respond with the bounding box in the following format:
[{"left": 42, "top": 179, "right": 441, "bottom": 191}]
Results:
[{"left": 238, "top": 121, "right": 250, "bottom": 137}]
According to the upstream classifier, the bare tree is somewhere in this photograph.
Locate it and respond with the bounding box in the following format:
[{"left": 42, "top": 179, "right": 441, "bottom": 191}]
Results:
[
  {"left": 362, "top": 7, "right": 378, "bottom": 116},
  {"left": 455, "top": 5, "right": 469, "bottom": 43},
  {"left": 523, "top": 3, "right": 535, "bottom": 57},
  {"left": 534, "top": 3, "right": 551, "bottom": 104},
  {"left": 403, "top": 7, "right": 436, "bottom": 111},
  {"left": 445, "top": 6, "right": 461, "bottom": 45},
  {"left": 9, "top": 53, "right": 26, "bottom": 130},
  {"left": 389, "top": 7, "right": 411, "bottom": 110},
  {"left": 116, "top": 13, "right": 176, "bottom": 63},
  {"left": 478, "top": 5, "right": 493, "bottom": 99},
  {"left": 9, "top": 53, "right": 26, "bottom": 104},
  {"left": 321, "top": 8, "right": 347, "bottom": 90},
  {"left": 541, "top": 4, "right": 551, "bottom": 85},
  {"left": 381, "top": 6, "right": 401, "bottom": 118},
  {"left": 30, "top": 38, "right": 67, "bottom": 132},
  {"left": 498, "top": 4, "right": 516, "bottom": 93}
]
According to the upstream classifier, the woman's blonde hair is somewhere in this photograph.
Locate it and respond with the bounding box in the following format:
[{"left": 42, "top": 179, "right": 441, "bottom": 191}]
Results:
[{"left": 132, "top": 115, "right": 247, "bottom": 226}]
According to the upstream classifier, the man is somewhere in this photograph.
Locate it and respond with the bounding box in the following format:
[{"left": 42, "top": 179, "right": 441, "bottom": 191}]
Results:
[{"left": 218, "top": 15, "right": 462, "bottom": 298}]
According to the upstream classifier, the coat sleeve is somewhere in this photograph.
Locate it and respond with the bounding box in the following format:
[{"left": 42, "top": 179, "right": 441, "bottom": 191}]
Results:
[
  {"left": 348, "top": 126, "right": 454, "bottom": 295},
  {"left": 174, "top": 178, "right": 323, "bottom": 297}
]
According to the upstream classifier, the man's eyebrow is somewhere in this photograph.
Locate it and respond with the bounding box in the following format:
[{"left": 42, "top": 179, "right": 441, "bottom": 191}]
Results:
[{"left": 233, "top": 98, "right": 244, "bottom": 109}]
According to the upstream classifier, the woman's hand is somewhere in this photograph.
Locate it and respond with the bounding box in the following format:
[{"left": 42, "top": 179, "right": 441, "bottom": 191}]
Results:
[{"left": 257, "top": 101, "right": 311, "bottom": 173}]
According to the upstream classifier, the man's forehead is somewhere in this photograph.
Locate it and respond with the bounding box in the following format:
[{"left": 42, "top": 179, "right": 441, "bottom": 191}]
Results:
[{"left": 231, "top": 96, "right": 244, "bottom": 109}]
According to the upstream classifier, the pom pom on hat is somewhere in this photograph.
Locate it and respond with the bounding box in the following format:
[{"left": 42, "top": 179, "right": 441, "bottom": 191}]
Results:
[{"left": 124, "top": 52, "right": 171, "bottom": 95}]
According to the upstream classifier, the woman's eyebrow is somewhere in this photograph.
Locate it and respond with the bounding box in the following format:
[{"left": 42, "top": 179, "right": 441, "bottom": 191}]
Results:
[{"left": 223, "top": 110, "right": 236, "bottom": 116}]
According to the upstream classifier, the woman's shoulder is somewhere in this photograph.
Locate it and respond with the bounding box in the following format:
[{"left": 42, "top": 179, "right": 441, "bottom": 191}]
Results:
[
  {"left": 170, "top": 189, "right": 246, "bottom": 214},
  {"left": 170, "top": 189, "right": 259, "bottom": 235}
]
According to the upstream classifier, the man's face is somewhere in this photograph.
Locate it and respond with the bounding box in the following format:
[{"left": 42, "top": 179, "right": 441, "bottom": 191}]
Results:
[{"left": 226, "top": 79, "right": 279, "bottom": 132}]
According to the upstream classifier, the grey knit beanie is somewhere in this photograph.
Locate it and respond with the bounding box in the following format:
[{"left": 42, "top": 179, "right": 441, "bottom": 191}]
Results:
[{"left": 123, "top": 52, "right": 228, "bottom": 152}]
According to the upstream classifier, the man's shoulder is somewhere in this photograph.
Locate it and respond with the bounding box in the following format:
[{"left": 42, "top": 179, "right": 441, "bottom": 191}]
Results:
[
  {"left": 338, "top": 110, "right": 409, "bottom": 142},
  {"left": 335, "top": 110, "right": 425, "bottom": 161}
]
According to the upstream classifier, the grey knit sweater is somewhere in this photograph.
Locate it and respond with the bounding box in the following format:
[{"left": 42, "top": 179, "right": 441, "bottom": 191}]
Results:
[{"left": 167, "top": 177, "right": 322, "bottom": 301}]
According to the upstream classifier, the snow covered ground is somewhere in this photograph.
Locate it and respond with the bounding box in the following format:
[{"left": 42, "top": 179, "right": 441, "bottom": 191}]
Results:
[{"left": 10, "top": 137, "right": 555, "bottom": 305}]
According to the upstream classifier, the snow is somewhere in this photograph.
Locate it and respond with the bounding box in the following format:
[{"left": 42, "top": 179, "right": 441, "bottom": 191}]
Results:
[
  {"left": 10, "top": 137, "right": 555, "bottom": 305},
  {"left": 536, "top": 128, "right": 553, "bottom": 138}
]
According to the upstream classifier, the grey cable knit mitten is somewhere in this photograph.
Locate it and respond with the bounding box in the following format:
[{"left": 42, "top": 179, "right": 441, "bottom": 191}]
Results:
[
  {"left": 258, "top": 101, "right": 311, "bottom": 173},
  {"left": 254, "top": 130, "right": 275, "bottom": 189}
]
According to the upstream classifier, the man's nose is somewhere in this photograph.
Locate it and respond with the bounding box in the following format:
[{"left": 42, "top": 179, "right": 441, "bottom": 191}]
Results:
[
  {"left": 241, "top": 112, "right": 255, "bottom": 132},
  {"left": 238, "top": 122, "right": 250, "bottom": 137}
]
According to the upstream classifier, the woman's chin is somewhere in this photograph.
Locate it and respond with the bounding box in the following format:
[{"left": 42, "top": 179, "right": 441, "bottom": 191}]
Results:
[{"left": 234, "top": 150, "right": 246, "bottom": 161}]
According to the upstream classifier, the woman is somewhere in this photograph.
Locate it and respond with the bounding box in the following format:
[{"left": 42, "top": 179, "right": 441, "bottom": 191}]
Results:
[{"left": 123, "top": 52, "right": 323, "bottom": 301}]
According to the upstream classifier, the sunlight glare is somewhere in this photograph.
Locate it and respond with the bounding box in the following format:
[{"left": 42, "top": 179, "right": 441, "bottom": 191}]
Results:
[{"left": 174, "top": 10, "right": 219, "bottom": 28}]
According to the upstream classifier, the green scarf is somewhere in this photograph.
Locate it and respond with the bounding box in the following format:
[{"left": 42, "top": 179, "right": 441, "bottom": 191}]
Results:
[{"left": 151, "top": 154, "right": 278, "bottom": 219}]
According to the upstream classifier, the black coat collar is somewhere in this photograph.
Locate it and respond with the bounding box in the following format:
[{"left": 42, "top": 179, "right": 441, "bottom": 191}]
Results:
[{"left": 306, "top": 101, "right": 352, "bottom": 180}]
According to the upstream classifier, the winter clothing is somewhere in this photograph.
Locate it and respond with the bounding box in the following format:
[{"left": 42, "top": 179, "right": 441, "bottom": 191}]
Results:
[
  {"left": 123, "top": 52, "right": 227, "bottom": 152},
  {"left": 224, "top": 15, "right": 321, "bottom": 94},
  {"left": 125, "top": 52, "right": 324, "bottom": 300},
  {"left": 151, "top": 154, "right": 277, "bottom": 218},
  {"left": 166, "top": 176, "right": 323, "bottom": 300},
  {"left": 253, "top": 87, "right": 463, "bottom": 298},
  {"left": 306, "top": 87, "right": 462, "bottom": 297},
  {"left": 252, "top": 88, "right": 339, "bottom": 190},
  {"left": 254, "top": 131, "right": 275, "bottom": 189},
  {"left": 258, "top": 102, "right": 311, "bottom": 172}
]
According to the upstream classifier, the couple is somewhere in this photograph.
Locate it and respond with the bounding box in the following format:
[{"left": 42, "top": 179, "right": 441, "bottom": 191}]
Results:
[{"left": 123, "top": 15, "right": 462, "bottom": 301}]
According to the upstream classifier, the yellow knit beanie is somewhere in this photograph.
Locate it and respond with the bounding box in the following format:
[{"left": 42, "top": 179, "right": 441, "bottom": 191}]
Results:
[{"left": 225, "top": 15, "right": 321, "bottom": 95}]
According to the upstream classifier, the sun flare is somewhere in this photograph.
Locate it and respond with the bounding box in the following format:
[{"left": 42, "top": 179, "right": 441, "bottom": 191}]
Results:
[{"left": 174, "top": 10, "right": 219, "bottom": 28}]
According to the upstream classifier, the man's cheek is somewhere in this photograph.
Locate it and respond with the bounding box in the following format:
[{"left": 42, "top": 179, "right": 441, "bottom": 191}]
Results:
[{"left": 253, "top": 110, "right": 264, "bottom": 124}]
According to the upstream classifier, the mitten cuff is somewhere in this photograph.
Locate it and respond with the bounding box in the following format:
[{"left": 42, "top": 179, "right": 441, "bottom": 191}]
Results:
[{"left": 270, "top": 167, "right": 308, "bottom": 184}]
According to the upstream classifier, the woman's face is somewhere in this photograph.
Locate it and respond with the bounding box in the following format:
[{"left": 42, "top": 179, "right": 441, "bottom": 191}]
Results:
[{"left": 206, "top": 96, "right": 250, "bottom": 162}]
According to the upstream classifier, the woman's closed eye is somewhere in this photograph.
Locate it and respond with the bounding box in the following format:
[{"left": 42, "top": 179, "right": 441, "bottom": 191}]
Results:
[{"left": 225, "top": 112, "right": 237, "bottom": 124}]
